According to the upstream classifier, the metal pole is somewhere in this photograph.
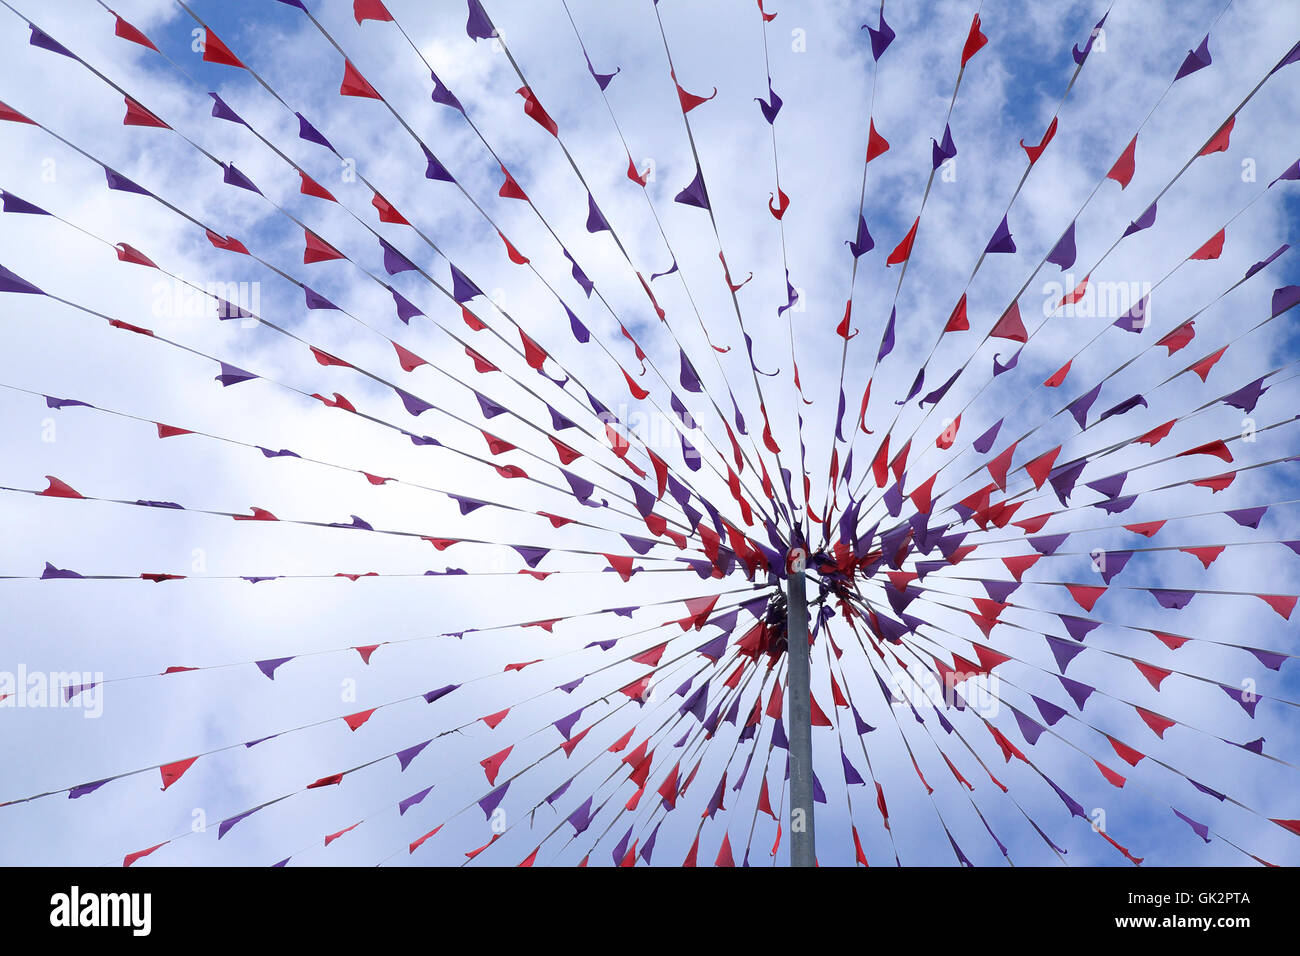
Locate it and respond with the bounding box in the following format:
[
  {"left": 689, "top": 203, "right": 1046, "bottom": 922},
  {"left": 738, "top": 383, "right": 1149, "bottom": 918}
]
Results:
[{"left": 785, "top": 551, "right": 816, "bottom": 866}]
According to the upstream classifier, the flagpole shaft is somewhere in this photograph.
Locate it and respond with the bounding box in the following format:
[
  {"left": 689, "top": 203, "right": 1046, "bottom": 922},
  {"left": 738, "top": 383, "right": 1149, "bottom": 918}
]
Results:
[{"left": 785, "top": 565, "right": 816, "bottom": 867}]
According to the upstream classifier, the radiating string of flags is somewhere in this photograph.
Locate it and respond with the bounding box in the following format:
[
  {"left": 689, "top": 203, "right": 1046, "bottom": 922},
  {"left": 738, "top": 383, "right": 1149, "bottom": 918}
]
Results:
[{"left": 0, "top": 0, "right": 1297, "bottom": 867}]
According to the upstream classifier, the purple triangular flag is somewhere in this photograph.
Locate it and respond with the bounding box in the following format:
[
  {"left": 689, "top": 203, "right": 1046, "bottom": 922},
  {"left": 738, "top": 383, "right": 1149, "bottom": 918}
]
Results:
[
  {"left": 585, "top": 192, "right": 611, "bottom": 234},
  {"left": 1046, "top": 635, "right": 1086, "bottom": 673},
  {"left": 1122, "top": 203, "right": 1157, "bottom": 237},
  {"left": 864, "top": 13, "right": 895, "bottom": 60},
  {"left": 984, "top": 215, "right": 1016, "bottom": 254},
  {"left": 398, "top": 786, "right": 432, "bottom": 815},
  {"left": 215, "top": 362, "right": 256, "bottom": 387},
  {"left": 674, "top": 166, "right": 710, "bottom": 210},
  {"left": 1174, "top": 35, "right": 1211, "bottom": 81},
  {"left": 429, "top": 70, "right": 464, "bottom": 112},
  {"left": 1046, "top": 221, "right": 1076, "bottom": 269},
  {"left": 466, "top": 0, "right": 495, "bottom": 41},
  {"left": 256, "top": 656, "right": 293, "bottom": 680},
  {"left": 208, "top": 92, "right": 246, "bottom": 126},
  {"left": 296, "top": 112, "right": 333, "bottom": 150},
  {"left": 389, "top": 285, "right": 423, "bottom": 324}
]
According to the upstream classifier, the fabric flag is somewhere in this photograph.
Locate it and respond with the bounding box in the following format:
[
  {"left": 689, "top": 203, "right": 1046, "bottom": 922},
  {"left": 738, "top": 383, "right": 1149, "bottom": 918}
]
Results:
[
  {"left": 675, "top": 74, "right": 717, "bottom": 113},
  {"left": 1123, "top": 202, "right": 1157, "bottom": 237},
  {"left": 1108, "top": 135, "right": 1138, "bottom": 189},
  {"left": 294, "top": 112, "right": 334, "bottom": 151},
  {"left": 517, "top": 86, "right": 559, "bottom": 136},
  {"left": 340, "top": 60, "right": 382, "bottom": 99},
  {"left": 1073, "top": 12, "right": 1108, "bottom": 65},
  {"left": 123, "top": 96, "right": 168, "bottom": 129},
  {"left": 877, "top": 308, "right": 896, "bottom": 362},
  {"left": 886, "top": 218, "right": 919, "bottom": 266},
  {"left": 1189, "top": 228, "right": 1225, "bottom": 261},
  {"left": 389, "top": 286, "right": 423, "bottom": 324},
  {"left": 466, "top": 0, "right": 495, "bottom": 41},
  {"left": 864, "top": 13, "right": 895, "bottom": 60},
  {"left": 222, "top": 163, "right": 260, "bottom": 194},
  {"left": 991, "top": 302, "right": 1027, "bottom": 342},
  {"left": 379, "top": 238, "right": 416, "bottom": 275},
  {"left": 215, "top": 362, "right": 256, "bottom": 387},
  {"left": 1047, "top": 221, "right": 1076, "bottom": 269},
  {"left": 756, "top": 77, "right": 782, "bottom": 124},
  {"left": 985, "top": 215, "right": 1016, "bottom": 254},
  {"left": 0, "top": 264, "right": 44, "bottom": 296},
  {"left": 209, "top": 93, "right": 245, "bottom": 126},
  {"left": 450, "top": 263, "right": 483, "bottom": 303},
  {"left": 1174, "top": 35, "right": 1211, "bottom": 81},
  {"left": 1199, "top": 116, "right": 1235, "bottom": 156},
  {"left": 201, "top": 28, "right": 244, "bottom": 68},
  {"left": 422, "top": 144, "right": 455, "bottom": 183},
  {"left": 585, "top": 193, "right": 611, "bottom": 233},
  {"left": 866, "top": 119, "right": 890, "bottom": 162},
  {"left": 498, "top": 164, "right": 528, "bottom": 201},
  {"left": 115, "top": 14, "right": 159, "bottom": 51},
  {"left": 430, "top": 70, "right": 465, "bottom": 112},
  {"left": 675, "top": 166, "right": 710, "bottom": 210},
  {"left": 354, "top": 0, "right": 394, "bottom": 23},
  {"left": 1021, "top": 116, "right": 1057, "bottom": 165},
  {"left": 303, "top": 230, "right": 344, "bottom": 264},
  {"left": 1114, "top": 294, "right": 1149, "bottom": 333},
  {"left": 961, "top": 13, "right": 987, "bottom": 66},
  {"left": 847, "top": 214, "right": 874, "bottom": 258},
  {"left": 583, "top": 49, "right": 620, "bottom": 90},
  {"left": 931, "top": 124, "right": 956, "bottom": 169}
]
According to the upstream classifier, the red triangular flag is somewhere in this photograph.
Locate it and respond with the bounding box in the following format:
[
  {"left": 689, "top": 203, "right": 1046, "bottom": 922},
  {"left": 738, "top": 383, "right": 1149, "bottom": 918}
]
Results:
[
  {"left": 675, "top": 76, "right": 717, "bottom": 113},
  {"left": 123, "top": 842, "right": 168, "bottom": 867},
  {"left": 516, "top": 86, "right": 558, "bottom": 136},
  {"left": 480, "top": 745, "right": 513, "bottom": 784},
  {"left": 340, "top": 59, "right": 382, "bottom": 99},
  {"left": 114, "top": 15, "right": 158, "bottom": 51},
  {"left": 370, "top": 190, "right": 409, "bottom": 225},
  {"left": 123, "top": 96, "right": 169, "bottom": 129},
  {"left": 1135, "top": 707, "right": 1175, "bottom": 739},
  {"left": 1044, "top": 360, "right": 1071, "bottom": 388},
  {"left": 1060, "top": 272, "right": 1090, "bottom": 306},
  {"left": 1024, "top": 446, "right": 1061, "bottom": 490},
  {"left": 303, "top": 229, "right": 345, "bottom": 263},
  {"left": 498, "top": 164, "right": 529, "bottom": 201},
  {"left": 159, "top": 756, "right": 199, "bottom": 790},
  {"left": 1106, "top": 734, "right": 1145, "bottom": 767},
  {"left": 944, "top": 294, "right": 969, "bottom": 333},
  {"left": 1188, "top": 229, "right": 1225, "bottom": 261},
  {"left": 299, "top": 170, "right": 337, "bottom": 202},
  {"left": 392, "top": 341, "right": 427, "bottom": 372},
  {"left": 1020, "top": 116, "right": 1057, "bottom": 165},
  {"left": 1189, "top": 346, "right": 1228, "bottom": 382},
  {"left": 1133, "top": 661, "right": 1172, "bottom": 691},
  {"left": 202, "top": 29, "right": 245, "bottom": 69},
  {"left": 1095, "top": 759, "right": 1127, "bottom": 788},
  {"left": 990, "top": 301, "right": 1027, "bottom": 342},
  {"left": 886, "top": 218, "right": 919, "bottom": 266},
  {"left": 344, "top": 708, "right": 377, "bottom": 731},
  {"left": 961, "top": 13, "right": 987, "bottom": 66},
  {"left": 354, "top": 0, "right": 395, "bottom": 24},
  {"left": 39, "top": 476, "right": 83, "bottom": 499},
  {"left": 866, "top": 119, "right": 890, "bottom": 161},
  {"left": 986, "top": 441, "right": 1018, "bottom": 490},
  {"left": 1107, "top": 135, "right": 1138, "bottom": 189},
  {"left": 1197, "top": 115, "right": 1235, "bottom": 157}
]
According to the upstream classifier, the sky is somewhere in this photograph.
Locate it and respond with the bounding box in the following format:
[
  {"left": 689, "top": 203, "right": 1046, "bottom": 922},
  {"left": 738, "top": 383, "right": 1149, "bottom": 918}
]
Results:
[{"left": 0, "top": 0, "right": 1298, "bottom": 868}]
